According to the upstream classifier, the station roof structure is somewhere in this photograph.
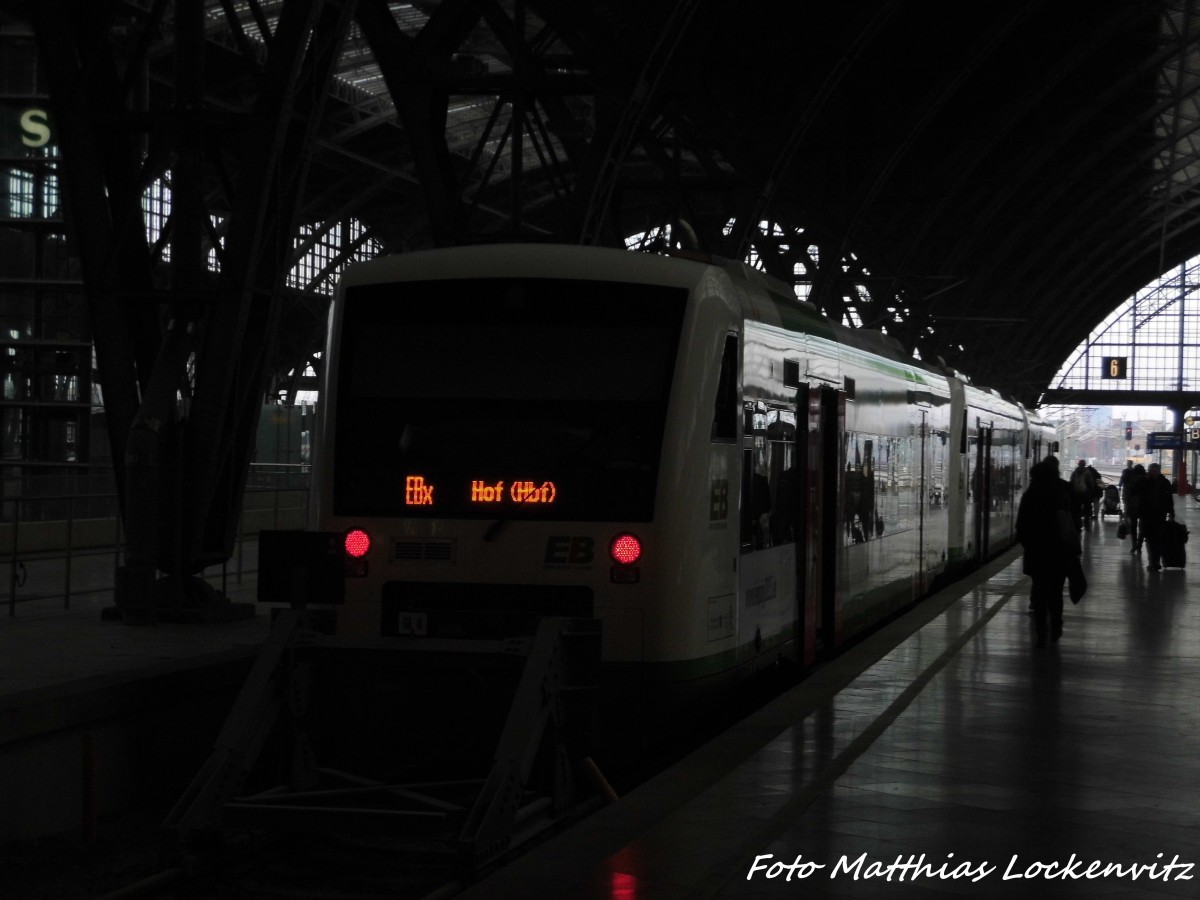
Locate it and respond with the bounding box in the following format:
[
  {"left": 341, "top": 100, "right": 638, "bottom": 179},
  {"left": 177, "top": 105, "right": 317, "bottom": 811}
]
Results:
[{"left": 13, "top": 0, "right": 1200, "bottom": 408}]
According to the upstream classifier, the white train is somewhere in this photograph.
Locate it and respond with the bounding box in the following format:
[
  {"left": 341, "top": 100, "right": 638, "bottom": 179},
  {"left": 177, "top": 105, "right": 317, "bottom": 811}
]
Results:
[{"left": 264, "top": 244, "right": 1055, "bottom": 717}]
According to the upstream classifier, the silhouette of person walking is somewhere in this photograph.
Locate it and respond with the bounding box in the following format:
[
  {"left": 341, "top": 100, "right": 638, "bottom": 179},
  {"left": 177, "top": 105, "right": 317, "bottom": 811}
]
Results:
[
  {"left": 1017, "top": 456, "right": 1080, "bottom": 646},
  {"left": 1122, "top": 463, "right": 1146, "bottom": 553},
  {"left": 1136, "top": 462, "right": 1175, "bottom": 572}
]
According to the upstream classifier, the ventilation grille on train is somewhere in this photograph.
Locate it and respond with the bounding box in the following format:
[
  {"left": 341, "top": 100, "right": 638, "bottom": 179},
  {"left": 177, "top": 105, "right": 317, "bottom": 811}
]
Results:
[{"left": 392, "top": 539, "right": 456, "bottom": 563}]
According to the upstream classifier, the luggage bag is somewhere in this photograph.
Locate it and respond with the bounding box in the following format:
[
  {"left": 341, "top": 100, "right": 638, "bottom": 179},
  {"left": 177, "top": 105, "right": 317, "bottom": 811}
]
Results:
[{"left": 1161, "top": 518, "right": 1189, "bottom": 568}]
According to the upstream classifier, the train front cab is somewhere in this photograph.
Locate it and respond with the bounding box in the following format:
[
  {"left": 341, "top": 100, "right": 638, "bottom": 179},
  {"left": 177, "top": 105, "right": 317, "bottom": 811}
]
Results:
[{"left": 277, "top": 248, "right": 1026, "bottom": 748}]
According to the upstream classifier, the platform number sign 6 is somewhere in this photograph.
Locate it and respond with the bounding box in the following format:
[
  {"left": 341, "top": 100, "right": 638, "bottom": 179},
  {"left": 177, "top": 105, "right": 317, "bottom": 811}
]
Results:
[{"left": 1101, "top": 356, "right": 1127, "bottom": 379}]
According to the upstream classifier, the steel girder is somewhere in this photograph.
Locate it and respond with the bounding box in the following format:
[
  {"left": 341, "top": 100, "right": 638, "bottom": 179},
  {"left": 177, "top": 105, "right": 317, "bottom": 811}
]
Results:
[
  {"left": 185, "top": 0, "right": 359, "bottom": 575},
  {"left": 354, "top": 0, "right": 472, "bottom": 244},
  {"left": 31, "top": 0, "right": 360, "bottom": 618},
  {"left": 29, "top": 0, "right": 163, "bottom": 521}
]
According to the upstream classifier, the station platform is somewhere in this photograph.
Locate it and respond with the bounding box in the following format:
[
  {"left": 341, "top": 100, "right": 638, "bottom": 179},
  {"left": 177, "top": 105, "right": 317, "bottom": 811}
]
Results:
[
  {"left": 3, "top": 502, "right": 1198, "bottom": 897},
  {"left": 464, "top": 500, "right": 1200, "bottom": 899},
  {"left": 0, "top": 579, "right": 270, "bottom": 844}
]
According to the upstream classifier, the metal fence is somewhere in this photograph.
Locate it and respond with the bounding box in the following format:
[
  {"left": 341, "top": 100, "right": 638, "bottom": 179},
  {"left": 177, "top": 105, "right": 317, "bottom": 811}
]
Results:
[{"left": 2, "top": 464, "right": 309, "bottom": 616}]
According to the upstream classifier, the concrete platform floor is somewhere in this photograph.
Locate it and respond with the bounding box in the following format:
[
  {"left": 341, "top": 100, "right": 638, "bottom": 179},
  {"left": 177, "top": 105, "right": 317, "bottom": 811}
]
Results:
[{"left": 466, "top": 500, "right": 1200, "bottom": 899}]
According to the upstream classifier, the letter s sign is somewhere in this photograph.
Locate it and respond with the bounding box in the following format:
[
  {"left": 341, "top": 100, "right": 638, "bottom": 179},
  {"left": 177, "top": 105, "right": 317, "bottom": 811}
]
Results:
[{"left": 20, "top": 109, "right": 51, "bottom": 149}]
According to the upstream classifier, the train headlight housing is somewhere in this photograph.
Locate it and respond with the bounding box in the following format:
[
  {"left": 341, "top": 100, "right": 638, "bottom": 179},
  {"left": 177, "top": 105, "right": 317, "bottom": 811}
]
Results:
[
  {"left": 609, "top": 533, "right": 642, "bottom": 566},
  {"left": 344, "top": 528, "right": 371, "bottom": 576}
]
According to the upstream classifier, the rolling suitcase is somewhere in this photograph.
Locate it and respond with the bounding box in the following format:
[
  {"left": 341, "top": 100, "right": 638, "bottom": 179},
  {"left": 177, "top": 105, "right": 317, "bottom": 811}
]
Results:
[{"left": 1161, "top": 518, "right": 1189, "bottom": 568}]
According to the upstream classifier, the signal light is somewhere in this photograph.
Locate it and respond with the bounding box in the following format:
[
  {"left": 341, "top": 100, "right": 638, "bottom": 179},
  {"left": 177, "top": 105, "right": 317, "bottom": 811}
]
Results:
[
  {"left": 344, "top": 528, "right": 371, "bottom": 558},
  {"left": 609, "top": 533, "right": 642, "bottom": 565}
]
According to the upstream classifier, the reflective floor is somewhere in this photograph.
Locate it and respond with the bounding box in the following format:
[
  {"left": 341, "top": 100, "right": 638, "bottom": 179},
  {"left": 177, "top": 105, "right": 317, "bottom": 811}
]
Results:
[{"left": 465, "top": 502, "right": 1200, "bottom": 899}]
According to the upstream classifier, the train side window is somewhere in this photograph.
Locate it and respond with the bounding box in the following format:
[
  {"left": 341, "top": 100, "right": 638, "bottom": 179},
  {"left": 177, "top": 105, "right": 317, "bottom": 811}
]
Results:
[
  {"left": 741, "top": 449, "right": 755, "bottom": 550},
  {"left": 742, "top": 449, "right": 775, "bottom": 551},
  {"left": 844, "top": 434, "right": 880, "bottom": 544},
  {"left": 711, "top": 334, "right": 738, "bottom": 442},
  {"left": 741, "top": 402, "right": 774, "bottom": 552},
  {"left": 766, "top": 408, "right": 797, "bottom": 546}
]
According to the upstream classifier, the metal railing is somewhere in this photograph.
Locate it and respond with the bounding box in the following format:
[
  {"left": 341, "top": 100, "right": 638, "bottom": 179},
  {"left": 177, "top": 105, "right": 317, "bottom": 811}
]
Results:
[{"left": 3, "top": 465, "right": 309, "bottom": 617}]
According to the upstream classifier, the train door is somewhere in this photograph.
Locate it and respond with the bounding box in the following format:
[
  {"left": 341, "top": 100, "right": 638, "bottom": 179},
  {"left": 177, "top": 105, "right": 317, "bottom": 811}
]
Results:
[
  {"left": 973, "top": 424, "right": 993, "bottom": 562},
  {"left": 798, "top": 387, "right": 816, "bottom": 664},
  {"left": 802, "top": 385, "right": 844, "bottom": 659},
  {"left": 917, "top": 409, "right": 928, "bottom": 592}
]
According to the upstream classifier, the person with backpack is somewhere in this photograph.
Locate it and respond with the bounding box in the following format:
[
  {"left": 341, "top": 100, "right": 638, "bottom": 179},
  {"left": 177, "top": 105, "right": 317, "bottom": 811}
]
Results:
[
  {"left": 1069, "top": 459, "right": 1100, "bottom": 522},
  {"left": 1122, "top": 463, "right": 1147, "bottom": 553}
]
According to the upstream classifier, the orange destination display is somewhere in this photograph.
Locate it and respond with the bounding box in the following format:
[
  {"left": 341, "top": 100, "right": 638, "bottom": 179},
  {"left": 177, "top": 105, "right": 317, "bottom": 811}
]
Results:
[{"left": 404, "top": 475, "right": 558, "bottom": 507}]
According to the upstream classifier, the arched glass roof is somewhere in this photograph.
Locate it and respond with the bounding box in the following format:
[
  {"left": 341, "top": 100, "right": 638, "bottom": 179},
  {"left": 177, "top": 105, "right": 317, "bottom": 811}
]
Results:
[
  {"left": 1050, "top": 253, "right": 1200, "bottom": 397},
  {"left": 626, "top": 221, "right": 907, "bottom": 338},
  {"left": 141, "top": 173, "right": 382, "bottom": 295}
]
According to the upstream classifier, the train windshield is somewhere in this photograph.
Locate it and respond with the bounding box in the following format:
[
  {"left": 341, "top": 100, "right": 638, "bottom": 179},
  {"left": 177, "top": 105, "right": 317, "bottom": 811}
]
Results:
[{"left": 332, "top": 277, "right": 687, "bottom": 521}]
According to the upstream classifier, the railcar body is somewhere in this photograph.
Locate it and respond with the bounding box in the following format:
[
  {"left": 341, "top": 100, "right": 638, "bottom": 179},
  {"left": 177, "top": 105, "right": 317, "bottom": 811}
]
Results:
[
  {"left": 290, "top": 244, "right": 1048, "bottom": 713},
  {"left": 946, "top": 381, "right": 1026, "bottom": 564}
]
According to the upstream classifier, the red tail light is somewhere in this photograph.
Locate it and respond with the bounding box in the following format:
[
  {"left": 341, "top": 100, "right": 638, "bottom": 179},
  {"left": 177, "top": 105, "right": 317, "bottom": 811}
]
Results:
[
  {"left": 344, "top": 528, "right": 371, "bottom": 558},
  {"left": 610, "top": 533, "right": 642, "bottom": 565}
]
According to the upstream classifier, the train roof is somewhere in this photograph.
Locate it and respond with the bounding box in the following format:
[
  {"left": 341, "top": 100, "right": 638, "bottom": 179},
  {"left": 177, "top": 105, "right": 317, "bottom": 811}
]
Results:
[
  {"left": 336, "top": 244, "right": 1020, "bottom": 410},
  {"left": 337, "top": 242, "right": 709, "bottom": 291}
]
